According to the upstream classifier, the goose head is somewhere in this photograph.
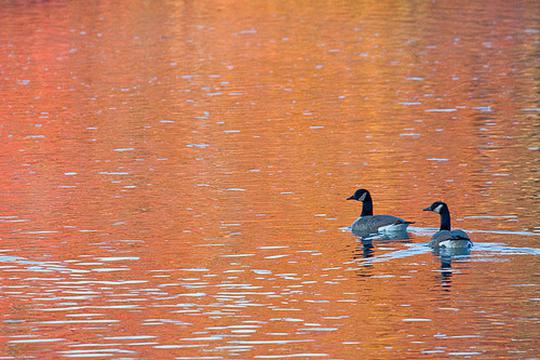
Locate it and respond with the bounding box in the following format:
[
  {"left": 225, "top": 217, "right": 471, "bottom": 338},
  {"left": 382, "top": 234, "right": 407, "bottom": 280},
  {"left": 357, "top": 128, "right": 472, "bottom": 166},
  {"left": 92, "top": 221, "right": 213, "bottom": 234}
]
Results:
[
  {"left": 423, "top": 201, "right": 448, "bottom": 214},
  {"left": 346, "top": 188, "right": 370, "bottom": 202}
]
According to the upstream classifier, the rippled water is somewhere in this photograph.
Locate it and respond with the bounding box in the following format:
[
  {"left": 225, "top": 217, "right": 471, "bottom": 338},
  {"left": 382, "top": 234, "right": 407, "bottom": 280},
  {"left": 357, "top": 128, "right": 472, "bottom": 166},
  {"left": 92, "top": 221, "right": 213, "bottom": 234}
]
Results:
[{"left": 1, "top": 1, "right": 539, "bottom": 359}]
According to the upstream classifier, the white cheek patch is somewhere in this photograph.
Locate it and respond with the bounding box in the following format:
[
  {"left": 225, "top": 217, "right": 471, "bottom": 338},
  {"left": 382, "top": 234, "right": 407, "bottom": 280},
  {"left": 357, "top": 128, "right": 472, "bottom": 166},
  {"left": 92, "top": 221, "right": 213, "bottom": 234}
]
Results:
[
  {"left": 434, "top": 204, "right": 443, "bottom": 213},
  {"left": 359, "top": 193, "right": 367, "bottom": 201}
]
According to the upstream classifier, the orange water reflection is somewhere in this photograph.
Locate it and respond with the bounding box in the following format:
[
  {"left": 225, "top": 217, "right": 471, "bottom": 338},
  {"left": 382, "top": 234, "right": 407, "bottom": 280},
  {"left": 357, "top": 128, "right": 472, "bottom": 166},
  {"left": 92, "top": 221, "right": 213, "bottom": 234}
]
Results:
[{"left": 0, "top": 1, "right": 539, "bottom": 359}]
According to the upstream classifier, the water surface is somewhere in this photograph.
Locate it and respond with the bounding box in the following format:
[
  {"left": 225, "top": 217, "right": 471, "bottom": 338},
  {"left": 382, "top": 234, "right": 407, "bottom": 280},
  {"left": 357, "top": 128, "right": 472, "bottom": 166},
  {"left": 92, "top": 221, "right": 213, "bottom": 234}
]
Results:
[{"left": 0, "top": 1, "right": 539, "bottom": 359}]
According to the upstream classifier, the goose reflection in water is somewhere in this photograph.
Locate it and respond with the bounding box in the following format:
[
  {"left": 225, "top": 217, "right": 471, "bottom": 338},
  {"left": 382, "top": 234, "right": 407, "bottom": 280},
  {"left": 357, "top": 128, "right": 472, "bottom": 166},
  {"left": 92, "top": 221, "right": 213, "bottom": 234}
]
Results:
[
  {"left": 435, "top": 246, "right": 472, "bottom": 289},
  {"left": 354, "top": 230, "right": 411, "bottom": 259},
  {"left": 357, "top": 238, "right": 375, "bottom": 259},
  {"left": 438, "top": 257, "right": 453, "bottom": 289}
]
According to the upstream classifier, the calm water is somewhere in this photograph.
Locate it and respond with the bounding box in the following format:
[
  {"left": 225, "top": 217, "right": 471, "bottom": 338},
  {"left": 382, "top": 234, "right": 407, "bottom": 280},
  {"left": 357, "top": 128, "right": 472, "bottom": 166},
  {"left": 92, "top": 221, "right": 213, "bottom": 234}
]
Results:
[{"left": 1, "top": 1, "right": 539, "bottom": 359}]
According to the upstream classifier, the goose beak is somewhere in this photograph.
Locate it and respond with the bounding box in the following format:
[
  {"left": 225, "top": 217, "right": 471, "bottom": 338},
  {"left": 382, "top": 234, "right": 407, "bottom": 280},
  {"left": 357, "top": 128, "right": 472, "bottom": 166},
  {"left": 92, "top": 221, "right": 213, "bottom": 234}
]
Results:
[
  {"left": 346, "top": 196, "right": 355, "bottom": 200},
  {"left": 423, "top": 207, "right": 431, "bottom": 211}
]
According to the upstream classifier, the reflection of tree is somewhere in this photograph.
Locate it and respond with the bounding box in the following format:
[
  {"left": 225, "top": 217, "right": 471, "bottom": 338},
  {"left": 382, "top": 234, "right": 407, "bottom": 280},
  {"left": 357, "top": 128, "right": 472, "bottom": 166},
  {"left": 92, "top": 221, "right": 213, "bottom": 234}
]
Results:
[{"left": 0, "top": 3, "right": 538, "bottom": 357}]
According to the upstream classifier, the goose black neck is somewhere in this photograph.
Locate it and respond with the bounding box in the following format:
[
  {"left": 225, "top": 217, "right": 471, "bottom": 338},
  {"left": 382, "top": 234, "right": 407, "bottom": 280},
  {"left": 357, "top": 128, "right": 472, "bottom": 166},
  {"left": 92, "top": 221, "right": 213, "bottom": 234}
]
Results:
[
  {"left": 361, "top": 194, "right": 373, "bottom": 216},
  {"left": 439, "top": 206, "right": 451, "bottom": 231}
]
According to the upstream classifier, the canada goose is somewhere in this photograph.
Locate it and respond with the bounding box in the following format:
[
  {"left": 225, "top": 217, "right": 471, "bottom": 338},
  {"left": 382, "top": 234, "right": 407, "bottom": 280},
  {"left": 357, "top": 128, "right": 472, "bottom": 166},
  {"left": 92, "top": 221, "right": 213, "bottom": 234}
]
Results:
[
  {"left": 423, "top": 201, "right": 473, "bottom": 249},
  {"left": 347, "top": 189, "right": 413, "bottom": 238}
]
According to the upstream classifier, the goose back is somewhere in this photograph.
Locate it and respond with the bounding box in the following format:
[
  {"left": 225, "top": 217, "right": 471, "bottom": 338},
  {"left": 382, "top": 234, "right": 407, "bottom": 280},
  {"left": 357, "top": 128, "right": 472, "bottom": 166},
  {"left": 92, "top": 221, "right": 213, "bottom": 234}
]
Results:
[
  {"left": 352, "top": 215, "right": 411, "bottom": 238},
  {"left": 429, "top": 229, "right": 472, "bottom": 249}
]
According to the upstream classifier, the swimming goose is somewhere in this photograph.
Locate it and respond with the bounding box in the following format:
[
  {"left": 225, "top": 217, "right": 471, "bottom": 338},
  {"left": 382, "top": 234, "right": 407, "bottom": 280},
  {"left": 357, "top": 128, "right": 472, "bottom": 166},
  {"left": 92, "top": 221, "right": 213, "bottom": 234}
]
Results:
[
  {"left": 423, "top": 201, "right": 473, "bottom": 249},
  {"left": 347, "top": 189, "right": 414, "bottom": 238}
]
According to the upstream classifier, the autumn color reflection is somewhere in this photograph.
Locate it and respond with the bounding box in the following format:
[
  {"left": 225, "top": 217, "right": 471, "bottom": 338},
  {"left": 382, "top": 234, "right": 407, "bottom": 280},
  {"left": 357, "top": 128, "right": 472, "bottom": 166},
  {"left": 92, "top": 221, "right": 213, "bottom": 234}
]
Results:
[{"left": 0, "top": 1, "right": 538, "bottom": 359}]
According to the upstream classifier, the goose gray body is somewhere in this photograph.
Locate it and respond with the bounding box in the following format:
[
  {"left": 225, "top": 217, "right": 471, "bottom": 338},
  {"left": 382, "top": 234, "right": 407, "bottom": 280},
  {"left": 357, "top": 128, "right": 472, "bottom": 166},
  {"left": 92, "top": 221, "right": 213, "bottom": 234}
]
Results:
[
  {"left": 429, "top": 229, "right": 472, "bottom": 249},
  {"left": 352, "top": 215, "right": 411, "bottom": 238},
  {"left": 347, "top": 189, "right": 413, "bottom": 238},
  {"left": 423, "top": 201, "right": 473, "bottom": 249}
]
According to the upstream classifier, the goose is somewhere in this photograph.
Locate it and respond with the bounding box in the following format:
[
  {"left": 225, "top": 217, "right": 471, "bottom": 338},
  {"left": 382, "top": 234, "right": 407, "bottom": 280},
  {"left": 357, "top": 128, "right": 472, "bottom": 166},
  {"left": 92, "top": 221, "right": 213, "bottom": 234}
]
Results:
[
  {"left": 346, "top": 189, "right": 414, "bottom": 238},
  {"left": 423, "top": 201, "right": 473, "bottom": 249}
]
